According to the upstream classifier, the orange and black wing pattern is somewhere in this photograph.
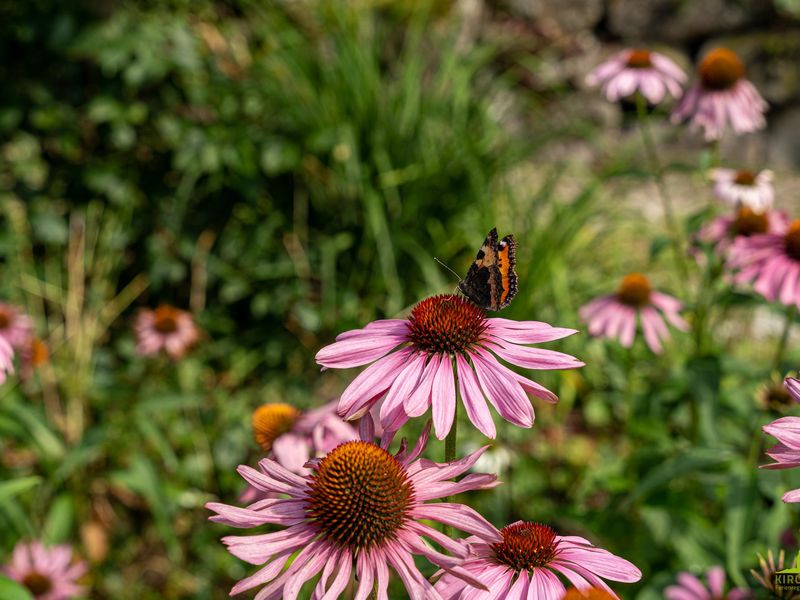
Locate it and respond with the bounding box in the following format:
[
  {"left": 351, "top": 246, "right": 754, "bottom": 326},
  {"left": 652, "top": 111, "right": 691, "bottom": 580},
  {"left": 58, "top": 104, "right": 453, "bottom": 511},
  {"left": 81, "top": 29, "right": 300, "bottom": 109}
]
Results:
[{"left": 458, "top": 228, "right": 518, "bottom": 311}]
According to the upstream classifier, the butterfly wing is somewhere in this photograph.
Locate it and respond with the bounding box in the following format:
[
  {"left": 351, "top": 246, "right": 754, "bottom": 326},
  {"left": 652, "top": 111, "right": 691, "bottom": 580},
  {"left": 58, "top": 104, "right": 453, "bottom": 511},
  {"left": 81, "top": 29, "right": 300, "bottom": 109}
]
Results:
[
  {"left": 458, "top": 228, "right": 503, "bottom": 311},
  {"left": 496, "top": 234, "right": 518, "bottom": 309}
]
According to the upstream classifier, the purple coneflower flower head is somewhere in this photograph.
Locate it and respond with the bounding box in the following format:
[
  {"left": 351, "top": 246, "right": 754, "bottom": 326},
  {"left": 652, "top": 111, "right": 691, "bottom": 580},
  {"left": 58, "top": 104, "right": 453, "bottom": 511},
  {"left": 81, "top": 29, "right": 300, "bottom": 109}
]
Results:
[
  {"left": 672, "top": 47, "right": 767, "bottom": 140},
  {"left": 586, "top": 48, "right": 686, "bottom": 104},
  {"left": 434, "top": 520, "right": 641, "bottom": 599},
  {"left": 711, "top": 168, "right": 774, "bottom": 212},
  {"left": 135, "top": 305, "right": 199, "bottom": 359},
  {"left": 0, "top": 302, "right": 33, "bottom": 350},
  {"left": 728, "top": 219, "right": 800, "bottom": 308},
  {"left": 3, "top": 541, "right": 87, "bottom": 600},
  {"left": 696, "top": 207, "right": 787, "bottom": 259},
  {"left": 579, "top": 273, "right": 688, "bottom": 354},
  {"left": 664, "top": 566, "right": 749, "bottom": 600},
  {"left": 207, "top": 416, "right": 501, "bottom": 600},
  {"left": 251, "top": 400, "right": 357, "bottom": 474},
  {"left": 0, "top": 337, "right": 14, "bottom": 385},
  {"left": 761, "top": 377, "right": 800, "bottom": 502},
  {"left": 315, "top": 293, "right": 584, "bottom": 440}
]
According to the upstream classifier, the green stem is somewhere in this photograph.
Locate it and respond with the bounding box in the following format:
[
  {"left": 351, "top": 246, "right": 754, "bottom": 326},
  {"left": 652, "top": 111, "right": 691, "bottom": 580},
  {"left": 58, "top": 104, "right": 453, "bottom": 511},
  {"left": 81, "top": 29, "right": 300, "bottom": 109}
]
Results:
[
  {"left": 774, "top": 305, "right": 797, "bottom": 373},
  {"left": 635, "top": 94, "right": 689, "bottom": 295},
  {"left": 443, "top": 400, "right": 458, "bottom": 537}
]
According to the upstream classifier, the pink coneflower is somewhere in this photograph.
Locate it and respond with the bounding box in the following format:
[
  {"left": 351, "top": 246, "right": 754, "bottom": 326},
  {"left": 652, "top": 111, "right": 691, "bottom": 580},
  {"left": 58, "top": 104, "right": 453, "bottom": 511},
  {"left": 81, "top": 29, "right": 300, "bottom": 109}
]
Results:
[
  {"left": 728, "top": 219, "right": 800, "bottom": 308},
  {"left": 711, "top": 168, "right": 774, "bottom": 212},
  {"left": 696, "top": 207, "right": 787, "bottom": 259},
  {"left": 579, "top": 273, "right": 688, "bottom": 354},
  {"left": 0, "top": 302, "right": 33, "bottom": 350},
  {"left": 207, "top": 417, "right": 501, "bottom": 599},
  {"left": 586, "top": 48, "right": 686, "bottom": 104},
  {"left": 761, "top": 377, "right": 800, "bottom": 502},
  {"left": 3, "top": 541, "right": 87, "bottom": 600},
  {"left": 251, "top": 400, "right": 356, "bottom": 473},
  {"left": 0, "top": 337, "right": 14, "bottom": 385},
  {"left": 664, "top": 566, "right": 749, "bottom": 600},
  {"left": 434, "top": 520, "right": 641, "bottom": 599},
  {"left": 315, "top": 294, "right": 583, "bottom": 440},
  {"left": 134, "top": 305, "right": 199, "bottom": 359},
  {"left": 672, "top": 47, "right": 767, "bottom": 140}
]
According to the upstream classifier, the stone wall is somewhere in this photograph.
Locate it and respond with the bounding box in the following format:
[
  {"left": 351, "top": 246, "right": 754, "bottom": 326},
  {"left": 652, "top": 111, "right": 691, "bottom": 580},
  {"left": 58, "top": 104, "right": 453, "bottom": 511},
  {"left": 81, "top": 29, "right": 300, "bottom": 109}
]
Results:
[{"left": 474, "top": 0, "right": 800, "bottom": 167}]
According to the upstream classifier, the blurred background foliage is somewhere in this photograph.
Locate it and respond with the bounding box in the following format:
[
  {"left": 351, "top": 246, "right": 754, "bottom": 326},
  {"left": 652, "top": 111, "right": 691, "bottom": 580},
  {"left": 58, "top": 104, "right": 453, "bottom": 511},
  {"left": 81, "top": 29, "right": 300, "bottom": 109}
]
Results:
[{"left": 1, "top": 0, "right": 799, "bottom": 598}]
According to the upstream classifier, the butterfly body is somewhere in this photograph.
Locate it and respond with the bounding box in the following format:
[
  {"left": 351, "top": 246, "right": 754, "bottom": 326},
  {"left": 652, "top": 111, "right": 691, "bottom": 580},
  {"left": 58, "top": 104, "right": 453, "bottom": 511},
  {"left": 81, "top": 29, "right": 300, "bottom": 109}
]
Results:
[{"left": 458, "top": 228, "right": 518, "bottom": 311}]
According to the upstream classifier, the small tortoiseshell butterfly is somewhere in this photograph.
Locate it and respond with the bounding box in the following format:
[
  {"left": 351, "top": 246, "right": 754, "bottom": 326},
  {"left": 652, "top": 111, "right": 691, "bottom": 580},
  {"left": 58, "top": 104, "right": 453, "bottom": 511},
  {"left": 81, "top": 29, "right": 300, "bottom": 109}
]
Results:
[{"left": 458, "top": 228, "right": 518, "bottom": 311}]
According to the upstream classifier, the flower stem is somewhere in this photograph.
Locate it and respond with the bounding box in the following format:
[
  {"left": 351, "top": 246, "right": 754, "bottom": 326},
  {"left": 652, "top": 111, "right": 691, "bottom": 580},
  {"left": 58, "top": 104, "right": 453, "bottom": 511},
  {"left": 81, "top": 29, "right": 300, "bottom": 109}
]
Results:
[
  {"left": 635, "top": 94, "right": 689, "bottom": 296},
  {"left": 443, "top": 398, "right": 458, "bottom": 537},
  {"left": 774, "top": 305, "right": 797, "bottom": 372}
]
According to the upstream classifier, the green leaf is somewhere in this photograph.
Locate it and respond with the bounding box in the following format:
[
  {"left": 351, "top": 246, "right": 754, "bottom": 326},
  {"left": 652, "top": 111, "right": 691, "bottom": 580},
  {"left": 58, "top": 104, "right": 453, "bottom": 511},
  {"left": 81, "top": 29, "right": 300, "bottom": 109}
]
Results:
[
  {"left": 0, "top": 577, "right": 34, "bottom": 600},
  {"left": 623, "top": 448, "right": 734, "bottom": 507},
  {"left": 0, "top": 477, "right": 42, "bottom": 505},
  {"left": 43, "top": 494, "right": 75, "bottom": 544}
]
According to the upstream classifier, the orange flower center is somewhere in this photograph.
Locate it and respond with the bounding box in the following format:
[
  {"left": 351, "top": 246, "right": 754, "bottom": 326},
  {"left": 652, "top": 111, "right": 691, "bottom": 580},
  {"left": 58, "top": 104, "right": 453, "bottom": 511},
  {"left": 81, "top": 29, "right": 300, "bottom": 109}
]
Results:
[
  {"left": 626, "top": 49, "right": 653, "bottom": 69},
  {"left": 731, "top": 207, "right": 769, "bottom": 237},
  {"left": 407, "top": 294, "right": 487, "bottom": 355},
  {"left": 493, "top": 522, "right": 559, "bottom": 571},
  {"left": 785, "top": 220, "right": 800, "bottom": 261},
  {"left": 734, "top": 170, "right": 757, "bottom": 186},
  {"left": 22, "top": 572, "right": 52, "bottom": 596},
  {"left": 617, "top": 273, "right": 652, "bottom": 307},
  {"left": 153, "top": 306, "right": 180, "bottom": 334},
  {"left": 308, "top": 441, "right": 413, "bottom": 551},
  {"left": 562, "top": 588, "right": 617, "bottom": 600},
  {"left": 30, "top": 339, "right": 49, "bottom": 368},
  {"left": 699, "top": 48, "right": 744, "bottom": 91},
  {"left": 0, "top": 309, "right": 10, "bottom": 330},
  {"left": 251, "top": 403, "right": 301, "bottom": 452}
]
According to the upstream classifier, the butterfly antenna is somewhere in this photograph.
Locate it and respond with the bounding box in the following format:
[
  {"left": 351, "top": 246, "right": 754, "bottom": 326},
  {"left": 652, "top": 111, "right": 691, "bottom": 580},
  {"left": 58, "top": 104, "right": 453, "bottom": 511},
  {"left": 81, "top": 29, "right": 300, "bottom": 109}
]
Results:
[{"left": 434, "top": 257, "right": 461, "bottom": 282}]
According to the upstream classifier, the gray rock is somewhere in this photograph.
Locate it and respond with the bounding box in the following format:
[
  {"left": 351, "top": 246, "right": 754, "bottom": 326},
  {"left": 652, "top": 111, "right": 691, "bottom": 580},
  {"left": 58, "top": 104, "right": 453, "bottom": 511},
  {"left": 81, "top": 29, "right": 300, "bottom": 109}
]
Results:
[
  {"left": 768, "top": 106, "right": 800, "bottom": 169},
  {"left": 607, "top": 0, "right": 774, "bottom": 43},
  {"left": 506, "top": 0, "right": 604, "bottom": 33}
]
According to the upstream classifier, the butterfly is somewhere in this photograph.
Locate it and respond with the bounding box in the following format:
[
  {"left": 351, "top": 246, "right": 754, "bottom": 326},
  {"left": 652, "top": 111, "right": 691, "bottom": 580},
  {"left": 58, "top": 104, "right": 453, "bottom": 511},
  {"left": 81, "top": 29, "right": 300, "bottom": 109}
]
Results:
[{"left": 458, "top": 228, "right": 518, "bottom": 311}]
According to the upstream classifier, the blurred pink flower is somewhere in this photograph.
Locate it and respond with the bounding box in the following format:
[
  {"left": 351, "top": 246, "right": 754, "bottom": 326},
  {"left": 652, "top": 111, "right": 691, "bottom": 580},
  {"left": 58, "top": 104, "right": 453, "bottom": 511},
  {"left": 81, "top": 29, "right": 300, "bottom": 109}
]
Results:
[
  {"left": 761, "top": 377, "right": 800, "bottom": 503},
  {"left": 0, "top": 337, "right": 14, "bottom": 385},
  {"left": 0, "top": 302, "right": 33, "bottom": 350},
  {"left": 728, "top": 219, "right": 800, "bottom": 308},
  {"left": 696, "top": 207, "right": 787, "bottom": 259},
  {"left": 434, "top": 521, "right": 641, "bottom": 599},
  {"left": 586, "top": 48, "right": 686, "bottom": 104},
  {"left": 135, "top": 305, "right": 199, "bottom": 359},
  {"left": 315, "top": 294, "right": 584, "bottom": 440},
  {"left": 711, "top": 168, "right": 774, "bottom": 212},
  {"left": 207, "top": 417, "right": 500, "bottom": 600},
  {"left": 579, "top": 273, "right": 688, "bottom": 354},
  {"left": 251, "top": 399, "right": 357, "bottom": 474},
  {"left": 672, "top": 47, "right": 767, "bottom": 140},
  {"left": 664, "top": 566, "right": 749, "bottom": 600},
  {"left": 3, "top": 540, "right": 87, "bottom": 600}
]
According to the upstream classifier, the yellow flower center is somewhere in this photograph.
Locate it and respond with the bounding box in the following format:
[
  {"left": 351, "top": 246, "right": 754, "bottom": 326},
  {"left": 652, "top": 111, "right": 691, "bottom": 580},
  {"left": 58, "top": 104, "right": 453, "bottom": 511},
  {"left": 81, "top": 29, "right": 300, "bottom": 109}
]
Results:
[
  {"left": 699, "top": 47, "right": 744, "bottom": 91},
  {"left": 307, "top": 441, "right": 413, "bottom": 551},
  {"left": 617, "top": 273, "right": 652, "bottom": 307},
  {"left": 251, "top": 403, "right": 301, "bottom": 452}
]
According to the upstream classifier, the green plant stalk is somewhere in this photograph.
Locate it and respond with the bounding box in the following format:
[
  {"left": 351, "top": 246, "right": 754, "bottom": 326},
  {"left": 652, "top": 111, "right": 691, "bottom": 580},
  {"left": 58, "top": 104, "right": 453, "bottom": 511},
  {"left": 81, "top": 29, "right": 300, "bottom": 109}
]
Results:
[
  {"left": 443, "top": 391, "right": 459, "bottom": 538},
  {"left": 774, "top": 305, "right": 797, "bottom": 372},
  {"left": 635, "top": 94, "right": 689, "bottom": 295}
]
